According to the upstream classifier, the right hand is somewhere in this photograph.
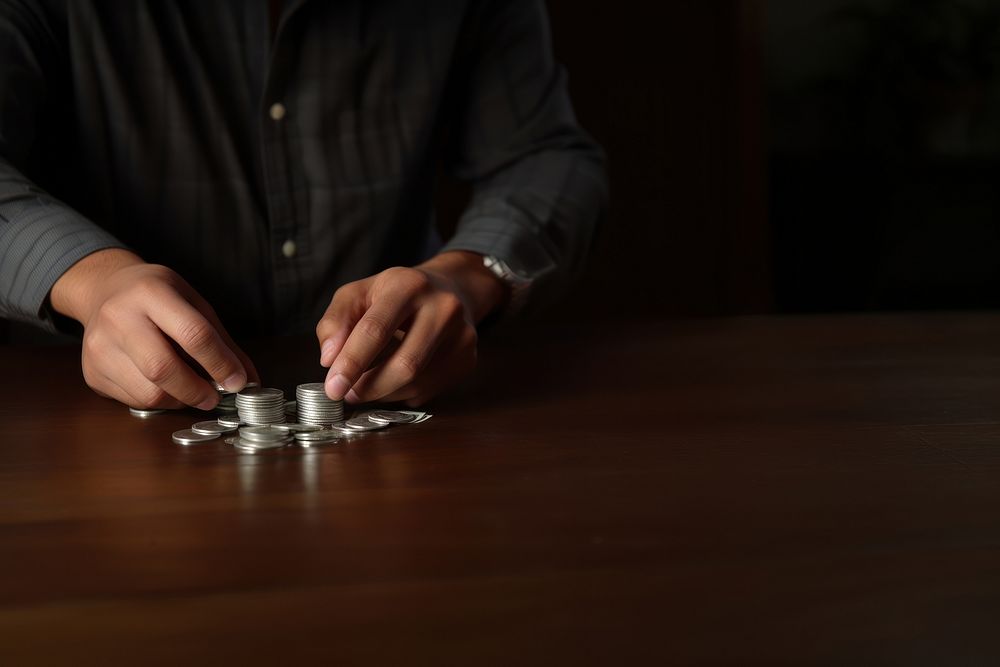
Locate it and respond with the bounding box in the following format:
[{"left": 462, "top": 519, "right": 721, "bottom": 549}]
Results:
[{"left": 50, "top": 249, "right": 257, "bottom": 410}]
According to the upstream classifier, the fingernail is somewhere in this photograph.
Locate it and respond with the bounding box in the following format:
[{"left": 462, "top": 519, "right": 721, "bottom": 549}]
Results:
[
  {"left": 197, "top": 395, "right": 218, "bottom": 411},
  {"left": 222, "top": 372, "right": 246, "bottom": 393},
  {"left": 320, "top": 339, "right": 336, "bottom": 366},
  {"left": 345, "top": 389, "right": 361, "bottom": 404},
  {"left": 326, "top": 373, "right": 351, "bottom": 400}
]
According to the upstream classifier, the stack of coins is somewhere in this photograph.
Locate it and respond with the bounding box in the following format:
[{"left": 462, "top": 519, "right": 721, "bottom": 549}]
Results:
[
  {"left": 233, "top": 425, "right": 291, "bottom": 452},
  {"left": 295, "top": 383, "right": 344, "bottom": 426},
  {"left": 235, "top": 387, "right": 286, "bottom": 425}
]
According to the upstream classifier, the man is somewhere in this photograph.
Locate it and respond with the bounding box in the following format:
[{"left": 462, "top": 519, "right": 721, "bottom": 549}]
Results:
[{"left": 0, "top": 1, "right": 606, "bottom": 409}]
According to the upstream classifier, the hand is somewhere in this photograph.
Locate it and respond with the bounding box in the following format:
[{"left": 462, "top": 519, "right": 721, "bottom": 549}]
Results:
[
  {"left": 316, "top": 251, "right": 506, "bottom": 407},
  {"left": 50, "top": 249, "right": 257, "bottom": 409}
]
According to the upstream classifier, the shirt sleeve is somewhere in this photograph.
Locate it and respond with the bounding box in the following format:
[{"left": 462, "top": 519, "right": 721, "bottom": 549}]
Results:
[
  {"left": 439, "top": 0, "right": 608, "bottom": 306},
  {"left": 0, "top": 0, "right": 127, "bottom": 332}
]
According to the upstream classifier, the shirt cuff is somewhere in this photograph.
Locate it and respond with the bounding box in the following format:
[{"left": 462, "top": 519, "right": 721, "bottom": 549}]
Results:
[
  {"left": 439, "top": 215, "right": 556, "bottom": 285},
  {"left": 0, "top": 201, "right": 127, "bottom": 333}
]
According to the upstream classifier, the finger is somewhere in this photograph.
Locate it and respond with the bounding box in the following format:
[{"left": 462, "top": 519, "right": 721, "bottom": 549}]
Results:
[
  {"left": 120, "top": 319, "right": 220, "bottom": 409},
  {"left": 325, "top": 290, "right": 417, "bottom": 400},
  {"left": 146, "top": 289, "right": 247, "bottom": 392},
  {"left": 186, "top": 289, "right": 261, "bottom": 386},
  {"left": 92, "top": 353, "right": 184, "bottom": 410},
  {"left": 347, "top": 309, "right": 452, "bottom": 402},
  {"left": 362, "top": 328, "right": 477, "bottom": 406},
  {"left": 316, "top": 281, "right": 369, "bottom": 368}
]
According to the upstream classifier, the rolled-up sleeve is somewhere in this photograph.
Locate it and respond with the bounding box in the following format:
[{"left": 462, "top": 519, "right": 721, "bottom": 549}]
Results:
[
  {"left": 440, "top": 0, "right": 608, "bottom": 302},
  {"left": 0, "top": 0, "right": 125, "bottom": 331}
]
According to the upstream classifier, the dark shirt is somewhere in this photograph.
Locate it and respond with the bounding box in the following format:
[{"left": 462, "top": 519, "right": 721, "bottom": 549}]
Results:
[{"left": 0, "top": 0, "right": 606, "bottom": 335}]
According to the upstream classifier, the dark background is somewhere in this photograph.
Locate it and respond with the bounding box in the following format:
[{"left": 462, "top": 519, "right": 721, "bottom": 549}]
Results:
[
  {"left": 549, "top": 0, "right": 1000, "bottom": 321},
  {"left": 5, "top": 0, "right": 1000, "bottom": 342}
]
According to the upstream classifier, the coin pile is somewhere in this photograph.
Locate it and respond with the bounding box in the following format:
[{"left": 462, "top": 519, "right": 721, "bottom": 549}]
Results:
[
  {"left": 142, "top": 380, "right": 431, "bottom": 453},
  {"left": 235, "top": 387, "right": 286, "bottom": 425},
  {"left": 295, "top": 383, "right": 344, "bottom": 426},
  {"left": 171, "top": 408, "right": 429, "bottom": 452}
]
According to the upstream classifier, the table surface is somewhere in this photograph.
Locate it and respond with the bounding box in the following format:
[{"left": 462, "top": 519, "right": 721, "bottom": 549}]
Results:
[{"left": 2, "top": 313, "right": 1000, "bottom": 663}]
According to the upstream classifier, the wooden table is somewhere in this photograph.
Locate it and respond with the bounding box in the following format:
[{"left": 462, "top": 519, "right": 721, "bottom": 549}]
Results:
[{"left": 2, "top": 313, "right": 1000, "bottom": 663}]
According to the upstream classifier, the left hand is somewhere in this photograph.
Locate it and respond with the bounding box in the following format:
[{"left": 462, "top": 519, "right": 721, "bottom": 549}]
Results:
[{"left": 316, "top": 251, "right": 506, "bottom": 407}]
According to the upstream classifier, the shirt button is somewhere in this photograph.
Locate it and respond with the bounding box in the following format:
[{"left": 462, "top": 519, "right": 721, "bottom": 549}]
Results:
[
  {"left": 269, "top": 102, "right": 287, "bottom": 121},
  {"left": 281, "top": 239, "right": 297, "bottom": 258}
]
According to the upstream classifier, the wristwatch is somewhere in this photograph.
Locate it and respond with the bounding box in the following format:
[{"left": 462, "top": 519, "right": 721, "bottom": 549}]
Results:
[{"left": 482, "top": 254, "right": 532, "bottom": 313}]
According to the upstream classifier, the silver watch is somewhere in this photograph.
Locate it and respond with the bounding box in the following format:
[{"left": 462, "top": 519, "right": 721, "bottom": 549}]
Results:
[{"left": 482, "top": 254, "right": 532, "bottom": 312}]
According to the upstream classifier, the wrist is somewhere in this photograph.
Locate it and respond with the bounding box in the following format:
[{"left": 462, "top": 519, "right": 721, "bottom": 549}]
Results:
[
  {"left": 50, "top": 248, "right": 146, "bottom": 326},
  {"left": 417, "top": 251, "right": 507, "bottom": 323}
]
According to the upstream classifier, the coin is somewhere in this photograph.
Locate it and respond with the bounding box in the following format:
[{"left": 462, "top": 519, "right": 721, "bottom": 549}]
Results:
[
  {"left": 344, "top": 416, "right": 388, "bottom": 431},
  {"left": 217, "top": 414, "right": 243, "bottom": 427},
  {"left": 172, "top": 429, "right": 220, "bottom": 445},
  {"left": 269, "top": 423, "right": 324, "bottom": 433},
  {"left": 232, "top": 439, "right": 288, "bottom": 453},
  {"left": 191, "top": 420, "right": 238, "bottom": 435},
  {"left": 367, "top": 410, "right": 418, "bottom": 424},
  {"left": 294, "top": 430, "right": 342, "bottom": 443},
  {"left": 129, "top": 407, "right": 165, "bottom": 418},
  {"left": 238, "top": 425, "right": 289, "bottom": 443}
]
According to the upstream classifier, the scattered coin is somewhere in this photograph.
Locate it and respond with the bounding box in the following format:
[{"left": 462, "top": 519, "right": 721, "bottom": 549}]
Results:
[
  {"left": 191, "top": 420, "right": 238, "bottom": 435},
  {"left": 239, "top": 425, "right": 291, "bottom": 443},
  {"left": 129, "top": 407, "right": 166, "bottom": 418},
  {"left": 294, "top": 430, "right": 342, "bottom": 446},
  {"left": 172, "top": 429, "right": 220, "bottom": 445},
  {"left": 367, "top": 410, "right": 418, "bottom": 424},
  {"left": 217, "top": 414, "right": 243, "bottom": 428},
  {"left": 232, "top": 439, "right": 288, "bottom": 453},
  {"left": 269, "top": 423, "right": 324, "bottom": 433},
  {"left": 343, "top": 416, "right": 389, "bottom": 431}
]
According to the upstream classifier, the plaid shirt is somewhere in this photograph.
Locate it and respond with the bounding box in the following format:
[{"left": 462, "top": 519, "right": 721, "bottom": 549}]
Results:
[{"left": 0, "top": 0, "right": 606, "bottom": 335}]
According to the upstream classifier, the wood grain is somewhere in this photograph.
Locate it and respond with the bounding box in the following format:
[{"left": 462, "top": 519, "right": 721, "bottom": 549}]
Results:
[{"left": 2, "top": 313, "right": 1000, "bottom": 664}]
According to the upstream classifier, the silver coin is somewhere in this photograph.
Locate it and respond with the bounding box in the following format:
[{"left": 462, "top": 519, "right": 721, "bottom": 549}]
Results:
[
  {"left": 296, "top": 436, "right": 342, "bottom": 447},
  {"left": 191, "top": 420, "right": 238, "bottom": 435},
  {"left": 172, "top": 429, "right": 220, "bottom": 445},
  {"left": 236, "top": 394, "right": 285, "bottom": 408},
  {"left": 237, "top": 387, "right": 284, "bottom": 399},
  {"left": 234, "top": 435, "right": 290, "bottom": 448},
  {"left": 294, "top": 430, "right": 343, "bottom": 443},
  {"left": 344, "top": 417, "right": 388, "bottom": 431},
  {"left": 269, "top": 423, "right": 324, "bottom": 433},
  {"left": 129, "top": 407, "right": 165, "bottom": 418},
  {"left": 367, "top": 410, "right": 417, "bottom": 424},
  {"left": 329, "top": 424, "right": 368, "bottom": 435},
  {"left": 217, "top": 414, "right": 243, "bottom": 427},
  {"left": 239, "top": 427, "right": 289, "bottom": 443},
  {"left": 233, "top": 440, "right": 288, "bottom": 453}
]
